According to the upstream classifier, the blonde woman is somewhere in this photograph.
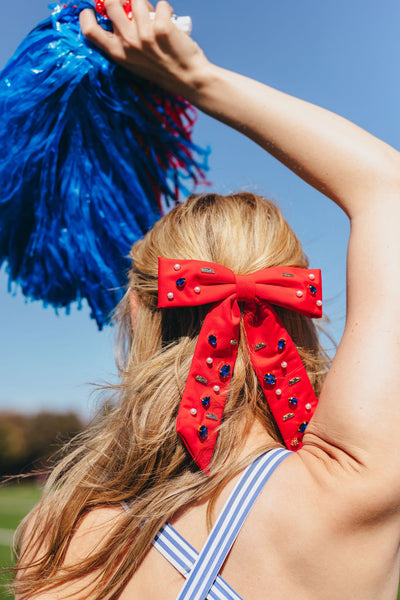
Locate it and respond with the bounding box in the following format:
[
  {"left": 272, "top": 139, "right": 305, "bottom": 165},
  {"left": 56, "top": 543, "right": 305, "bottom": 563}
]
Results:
[{"left": 13, "top": 1, "right": 400, "bottom": 599}]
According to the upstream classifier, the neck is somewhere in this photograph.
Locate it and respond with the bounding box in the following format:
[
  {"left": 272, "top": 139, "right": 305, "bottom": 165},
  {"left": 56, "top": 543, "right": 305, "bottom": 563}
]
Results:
[{"left": 236, "top": 418, "right": 279, "bottom": 463}]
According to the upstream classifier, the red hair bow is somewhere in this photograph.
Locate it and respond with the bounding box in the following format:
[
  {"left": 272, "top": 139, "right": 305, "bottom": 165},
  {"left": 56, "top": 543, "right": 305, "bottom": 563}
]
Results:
[{"left": 158, "top": 258, "right": 323, "bottom": 472}]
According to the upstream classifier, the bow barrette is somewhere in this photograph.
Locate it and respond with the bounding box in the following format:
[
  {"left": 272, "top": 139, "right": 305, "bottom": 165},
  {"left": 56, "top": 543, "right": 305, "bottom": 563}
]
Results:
[{"left": 158, "top": 258, "right": 323, "bottom": 472}]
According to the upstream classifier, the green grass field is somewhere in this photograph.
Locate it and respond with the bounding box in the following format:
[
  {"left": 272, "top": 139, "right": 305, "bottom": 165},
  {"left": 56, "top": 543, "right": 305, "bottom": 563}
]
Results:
[
  {"left": 0, "top": 484, "right": 42, "bottom": 600},
  {"left": 1, "top": 484, "right": 400, "bottom": 600}
]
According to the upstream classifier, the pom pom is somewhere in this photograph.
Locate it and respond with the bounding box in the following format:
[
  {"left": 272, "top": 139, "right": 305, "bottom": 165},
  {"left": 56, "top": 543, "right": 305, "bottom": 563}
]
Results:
[{"left": 0, "top": 1, "right": 209, "bottom": 328}]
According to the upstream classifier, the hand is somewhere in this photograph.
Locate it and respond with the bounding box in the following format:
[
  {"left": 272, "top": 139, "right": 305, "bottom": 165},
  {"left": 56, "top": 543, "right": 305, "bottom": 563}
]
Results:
[{"left": 79, "top": 0, "right": 210, "bottom": 97}]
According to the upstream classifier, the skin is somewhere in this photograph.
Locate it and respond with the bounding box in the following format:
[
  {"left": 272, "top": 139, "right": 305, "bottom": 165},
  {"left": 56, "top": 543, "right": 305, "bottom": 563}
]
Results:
[{"left": 17, "top": 1, "right": 400, "bottom": 598}]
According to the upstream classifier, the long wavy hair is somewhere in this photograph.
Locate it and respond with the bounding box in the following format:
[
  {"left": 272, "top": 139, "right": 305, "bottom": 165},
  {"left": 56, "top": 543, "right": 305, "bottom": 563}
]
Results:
[{"left": 12, "top": 192, "right": 330, "bottom": 599}]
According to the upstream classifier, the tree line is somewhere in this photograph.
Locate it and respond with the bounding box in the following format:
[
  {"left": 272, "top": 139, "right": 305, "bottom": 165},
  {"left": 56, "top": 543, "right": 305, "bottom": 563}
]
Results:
[{"left": 0, "top": 411, "right": 85, "bottom": 478}]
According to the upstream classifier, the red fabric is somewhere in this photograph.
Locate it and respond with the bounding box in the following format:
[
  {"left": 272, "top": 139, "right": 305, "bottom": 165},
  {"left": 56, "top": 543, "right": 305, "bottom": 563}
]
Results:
[{"left": 158, "top": 258, "right": 323, "bottom": 472}]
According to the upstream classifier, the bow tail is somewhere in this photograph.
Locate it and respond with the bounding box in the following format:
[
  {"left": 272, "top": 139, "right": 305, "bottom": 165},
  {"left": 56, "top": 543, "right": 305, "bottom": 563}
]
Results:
[
  {"left": 176, "top": 297, "right": 241, "bottom": 472},
  {"left": 244, "top": 302, "right": 318, "bottom": 451}
]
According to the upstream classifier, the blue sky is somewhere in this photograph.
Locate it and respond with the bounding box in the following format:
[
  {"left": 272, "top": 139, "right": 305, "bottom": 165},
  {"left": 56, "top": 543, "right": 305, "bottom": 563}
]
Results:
[{"left": 1, "top": 0, "right": 399, "bottom": 417}]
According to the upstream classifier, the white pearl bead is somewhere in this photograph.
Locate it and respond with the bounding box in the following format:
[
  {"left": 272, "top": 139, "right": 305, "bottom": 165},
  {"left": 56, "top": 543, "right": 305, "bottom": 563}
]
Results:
[
  {"left": 213, "top": 385, "right": 220, "bottom": 393},
  {"left": 206, "top": 357, "right": 213, "bottom": 365},
  {"left": 296, "top": 290, "right": 303, "bottom": 298},
  {"left": 275, "top": 389, "right": 282, "bottom": 397},
  {"left": 309, "top": 274, "right": 315, "bottom": 280},
  {"left": 174, "top": 264, "right": 181, "bottom": 271},
  {"left": 194, "top": 286, "right": 201, "bottom": 294},
  {"left": 167, "top": 292, "right": 174, "bottom": 300},
  {"left": 316, "top": 300, "right": 322, "bottom": 307},
  {"left": 305, "top": 403, "right": 312, "bottom": 411},
  {"left": 281, "top": 361, "right": 288, "bottom": 369},
  {"left": 190, "top": 408, "right": 197, "bottom": 416}
]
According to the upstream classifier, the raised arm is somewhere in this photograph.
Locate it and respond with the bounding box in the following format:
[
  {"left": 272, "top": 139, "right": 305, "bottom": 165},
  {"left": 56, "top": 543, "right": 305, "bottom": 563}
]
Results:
[
  {"left": 80, "top": 0, "right": 400, "bottom": 219},
  {"left": 81, "top": 1, "right": 400, "bottom": 484}
]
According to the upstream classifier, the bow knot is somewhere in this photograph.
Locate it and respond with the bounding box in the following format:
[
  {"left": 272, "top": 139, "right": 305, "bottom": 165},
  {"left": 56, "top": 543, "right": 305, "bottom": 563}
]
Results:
[
  {"left": 235, "top": 274, "right": 256, "bottom": 302},
  {"left": 158, "top": 258, "right": 323, "bottom": 473}
]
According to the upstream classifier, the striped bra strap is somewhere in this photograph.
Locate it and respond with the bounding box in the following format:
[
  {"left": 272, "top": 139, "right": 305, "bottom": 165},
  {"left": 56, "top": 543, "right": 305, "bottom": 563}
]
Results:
[
  {"left": 153, "top": 523, "right": 243, "bottom": 600},
  {"left": 153, "top": 447, "right": 290, "bottom": 600},
  {"left": 174, "top": 447, "right": 290, "bottom": 600}
]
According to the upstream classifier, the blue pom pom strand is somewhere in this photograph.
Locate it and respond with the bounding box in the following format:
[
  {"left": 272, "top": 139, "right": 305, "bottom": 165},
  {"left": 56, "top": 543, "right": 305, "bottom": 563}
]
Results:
[{"left": 0, "top": 1, "right": 210, "bottom": 328}]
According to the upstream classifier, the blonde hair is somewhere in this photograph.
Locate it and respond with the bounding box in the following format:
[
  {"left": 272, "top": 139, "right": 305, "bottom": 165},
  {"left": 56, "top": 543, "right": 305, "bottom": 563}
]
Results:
[{"left": 13, "top": 192, "right": 330, "bottom": 599}]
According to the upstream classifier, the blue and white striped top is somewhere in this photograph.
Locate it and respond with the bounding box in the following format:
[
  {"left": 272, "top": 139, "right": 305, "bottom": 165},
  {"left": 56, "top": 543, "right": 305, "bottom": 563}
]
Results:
[{"left": 152, "top": 447, "right": 291, "bottom": 600}]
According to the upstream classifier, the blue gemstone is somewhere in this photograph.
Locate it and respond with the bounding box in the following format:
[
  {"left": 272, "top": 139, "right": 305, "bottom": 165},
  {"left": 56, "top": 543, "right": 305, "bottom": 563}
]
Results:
[
  {"left": 208, "top": 335, "right": 217, "bottom": 347},
  {"left": 201, "top": 396, "right": 210, "bottom": 408},
  {"left": 220, "top": 365, "right": 231, "bottom": 379},
  {"left": 298, "top": 421, "right": 309, "bottom": 433},
  {"left": 278, "top": 338, "right": 286, "bottom": 352},
  {"left": 198, "top": 425, "right": 208, "bottom": 439},
  {"left": 263, "top": 373, "right": 276, "bottom": 386},
  {"left": 308, "top": 284, "right": 317, "bottom": 296},
  {"left": 176, "top": 277, "right": 186, "bottom": 290},
  {"left": 288, "top": 397, "right": 298, "bottom": 406}
]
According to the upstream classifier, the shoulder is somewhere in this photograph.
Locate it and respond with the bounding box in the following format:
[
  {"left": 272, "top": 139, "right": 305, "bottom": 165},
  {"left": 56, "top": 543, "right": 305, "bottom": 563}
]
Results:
[
  {"left": 16, "top": 505, "right": 125, "bottom": 600},
  {"left": 23, "top": 504, "right": 124, "bottom": 560},
  {"left": 260, "top": 446, "right": 400, "bottom": 529},
  {"left": 65, "top": 505, "right": 126, "bottom": 562}
]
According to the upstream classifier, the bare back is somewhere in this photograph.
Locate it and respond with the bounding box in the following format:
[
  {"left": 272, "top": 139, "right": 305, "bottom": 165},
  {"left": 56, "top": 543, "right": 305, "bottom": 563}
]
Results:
[{"left": 122, "top": 450, "right": 400, "bottom": 600}]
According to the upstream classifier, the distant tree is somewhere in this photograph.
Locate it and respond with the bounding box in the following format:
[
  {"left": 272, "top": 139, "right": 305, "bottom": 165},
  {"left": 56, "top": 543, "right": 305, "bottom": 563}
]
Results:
[
  {"left": 0, "top": 411, "right": 85, "bottom": 477},
  {"left": 0, "top": 413, "right": 30, "bottom": 475}
]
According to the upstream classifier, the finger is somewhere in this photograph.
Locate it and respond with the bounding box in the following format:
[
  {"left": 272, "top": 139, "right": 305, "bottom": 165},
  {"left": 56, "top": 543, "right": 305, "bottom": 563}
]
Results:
[
  {"left": 131, "top": 0, "right": 152, "bottom": 40},
  {"left": 79, "top": 9, "right": 121, "bottom": 57},
  {"left": 153, "top": 1, "right": 174, "bottom": 45},
  {"left": 123, "top": 0, "right": 154, "bottom": 20},
  {"left": 154, "top": 1, "right": 182, "bottom": 52},
  {"left": 154, "top": 0, "right": 174, "bottom": 26},
  {"left": 103, "top": 0, "right": 132, "bottom": 37},
  {"left": 129, "top": 0, "right": 154, "bottom": 11}
]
